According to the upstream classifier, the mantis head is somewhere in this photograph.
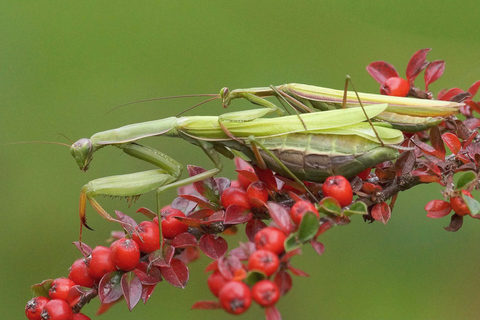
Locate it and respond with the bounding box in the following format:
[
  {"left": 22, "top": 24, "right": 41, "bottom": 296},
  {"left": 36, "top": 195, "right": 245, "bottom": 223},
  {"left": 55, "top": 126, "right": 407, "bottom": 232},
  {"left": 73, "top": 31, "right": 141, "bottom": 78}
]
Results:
[{"left": 70, "top": 138, "right": 94, "bottom": 172}]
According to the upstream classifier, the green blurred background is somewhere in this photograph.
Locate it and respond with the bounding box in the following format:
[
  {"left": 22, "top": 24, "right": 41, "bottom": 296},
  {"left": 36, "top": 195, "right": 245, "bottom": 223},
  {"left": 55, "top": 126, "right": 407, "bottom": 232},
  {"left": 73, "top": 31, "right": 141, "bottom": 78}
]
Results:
[{"left": 2, "top": 1, "right": 480, "bottom": 319}]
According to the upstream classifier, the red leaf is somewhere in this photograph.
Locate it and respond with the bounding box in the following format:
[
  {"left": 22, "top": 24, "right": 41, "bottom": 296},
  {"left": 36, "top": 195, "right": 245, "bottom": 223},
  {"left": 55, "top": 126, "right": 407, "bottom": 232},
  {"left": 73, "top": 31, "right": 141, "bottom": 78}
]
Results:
[
  {"left": 191, "top": 300, "right": 222, "bottom": 310},
  {"left": 171, "top": 232, "right": 198, "bottom": 248},
  {"left": 411, "top": 170, "right": 441, "bottom": 184},
  {"left": 406, "top": 48, "right": 431, "bottom": 85},
  {"left": 245, "top": 219, "right": 267, "bottom": 242},
  {"left": 229, "top": 242, "right": 255, "bottom": 261},
  {"left": 468, "top": 80, "right": 480, "bottom": 97},
  {"left": 371, "top": 202, "right": 391, "bottom": 225},
  {"left": 254, "top": 166, "right": 279, "bottom": 192},
  {"left": 218, "top": 255, "right": 243, "bottom": 280},
  {"left": 315, "top": 221, "right": 333, "bottom": 237},
  {"left": 96, "top": 301, "right": 119, "bottom": 316},
  {"left": 133, "top": 262, "right": 162, "bottom": 285},
  {"left": 424, "top": 200, "right": 452, "bottom": 218},
  {"left": 160, "top": 258, "right": 189, "bottom": 288},
  {"left": 224, "top": 205, "right": 253, "bottom": 224},
  {"left": 179, "top": 194, "right": 216, "bottom": 210},
  {"left": 187, "top": 208, "right": 215, "bottom": 219},
  {"left": 412, "top": 138, "right": 444, "bottom": 159},
  {"left": 424, "top": 60, "right": 445, "bottom": 91},
  {"left": 437, "top": 87, "right": 464, "bottom": 101},
  {"left": 267, "top": 202, "right": 294, "bottom": 234},
  {"left": 274, "top": 270, "right": 292, "bottom": 296},
  {"left": 187, "top": 165, "right": 220, "bottom": 204},
  {"left": 430, "top": 126, "right": 446, "bottom": 160},
  {"left": 444, "top": 213, "right": 463, "bottom": 232},
  {"left": 366, "top": 61, "right": 400, "bottom": 84},
  {"left": 136, "top": 207, "right": 156, "bottom": 220},
  {"left": 265, "top": 306, "right": 282, "bottom": 320},
  {"left": 98, "top": 271, "right": 123, "bottom": 304},
  {"left": 121, "top": 272, "right": 142, "bottom": 311},
  {"left": 442, "top": 133, "right": 462, "bottom": 154},
  {"left": 199, "top": 234, "right": 228, "bottom": 259},
  {"left": 287, "top": 265, "right": 309, "bottom": 277},
  {"left": 310, "top": 240, "right": 325, "bottom": 255},
  {"left": 464, "top": 131, "right": 478, "bottom": 148},
  {"left": 72, "top": 242, "right": 92, "bottom": 258},
  {"left": 150, "top": 245, "right": 174, "bottom": 268},
  {"left": 141, "top": 284, "right": 156, "bottom": 304}
]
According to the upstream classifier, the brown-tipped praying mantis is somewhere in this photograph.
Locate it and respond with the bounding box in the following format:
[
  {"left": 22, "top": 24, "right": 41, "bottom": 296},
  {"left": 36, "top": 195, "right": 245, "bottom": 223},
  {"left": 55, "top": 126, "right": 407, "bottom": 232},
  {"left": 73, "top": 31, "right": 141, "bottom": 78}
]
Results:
[
  {"left": 219, "top": 83, "right": 462, "bottom": 132},
  {"left": 71, "top": 103, "right": 404, "bottom": 233}
]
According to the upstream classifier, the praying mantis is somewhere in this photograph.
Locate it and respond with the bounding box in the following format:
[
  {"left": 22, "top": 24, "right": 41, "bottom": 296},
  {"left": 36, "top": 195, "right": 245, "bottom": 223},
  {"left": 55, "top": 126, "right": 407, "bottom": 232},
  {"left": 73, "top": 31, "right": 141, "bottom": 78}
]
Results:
[
  {"left": 219, "top": 83, "right": 462, "bottom": 132},
  {"left": 71, "top": 82, "right": 462, "bottom": 233}
]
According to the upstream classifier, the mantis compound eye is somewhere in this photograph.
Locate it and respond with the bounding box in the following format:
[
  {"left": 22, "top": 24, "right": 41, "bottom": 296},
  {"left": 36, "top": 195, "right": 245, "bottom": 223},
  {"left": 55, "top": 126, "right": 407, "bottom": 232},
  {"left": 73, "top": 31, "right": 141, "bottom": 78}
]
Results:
[
  {"left": 70, "top": 138, "right": 94, "bottom": 172},
  {"left": 220, "top": 87, "right": 229, "bottom": 99}
]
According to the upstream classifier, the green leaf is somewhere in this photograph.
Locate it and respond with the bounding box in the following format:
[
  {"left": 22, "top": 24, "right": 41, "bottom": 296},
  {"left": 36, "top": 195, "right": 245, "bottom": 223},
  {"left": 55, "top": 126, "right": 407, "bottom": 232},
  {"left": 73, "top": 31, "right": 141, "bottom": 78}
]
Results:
[
  {"left": 244, "top": 270, "right": 266, "bottom": 286},
  {"left": 297, "top": 212, "right": 319, "bottom": 243},
  {"left": 463, "top": 195, "right": 480, "bottom": 215},
  {"left": 284, "top": 233, "right": 301, "bottom": 252},
  {"left": 343, "top": 201, "right": 368, "bottom": 216},
  {"left": 30, "top": 279, "right": 53, "bottom": 298},
  {"left": 318, "top": 197, "right": 342, "bottom": 216},
  {"left": 456, "top": 171, "right": 477, "bottom": 190}
]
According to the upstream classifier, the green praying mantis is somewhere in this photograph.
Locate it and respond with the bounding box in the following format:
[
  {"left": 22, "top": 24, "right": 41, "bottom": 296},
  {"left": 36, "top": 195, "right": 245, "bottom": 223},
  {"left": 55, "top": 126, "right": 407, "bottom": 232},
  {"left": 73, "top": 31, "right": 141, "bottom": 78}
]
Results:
[{"left": 71, "top": 82, "right": 462, "bottom": 233}]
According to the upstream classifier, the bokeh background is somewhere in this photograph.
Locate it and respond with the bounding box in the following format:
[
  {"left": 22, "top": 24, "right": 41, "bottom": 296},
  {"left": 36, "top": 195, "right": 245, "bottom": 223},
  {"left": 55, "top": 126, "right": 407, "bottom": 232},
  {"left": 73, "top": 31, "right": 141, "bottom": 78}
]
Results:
[{"left": 2, "top": 1, "right": 480, "bottom": 319}]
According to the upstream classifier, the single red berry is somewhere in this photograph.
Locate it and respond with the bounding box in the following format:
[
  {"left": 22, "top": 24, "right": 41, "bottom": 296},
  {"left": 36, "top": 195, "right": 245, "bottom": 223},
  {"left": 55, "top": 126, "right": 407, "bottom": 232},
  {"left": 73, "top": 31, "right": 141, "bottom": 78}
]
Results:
[
  {"left": 251, "top": 280, "right": 280, "bottom": 307},
  {"left": 40, "top": 299, "right": 73, "bottom": 320},
  {"left": 48, "top": 278, "right": 76, "bottom": 301},
  {"left": 25, "top": 296, "right": 49, "bottom": 320},
  {"left": 72, "top": 313, "right": 91, "bottom": 320},
  {"left": 87, "top": 246, "right": 116, "bottom": 280},
  {"left": 290, "top": 200, "right": 320, "bottom": 224},
  {"left": 322, "top": 175, "right": 353, "bottom": 207},
  {"left": 68, "top": 259, "right": 95, "bottom": 288},
  {"left": 248, "top": 250, "right": 279, "bottom": 277},
  {"left": 221, "top": 187, "right": 251, "bottom": 209},
  {"left": 161, "top": 209, "right": 189, "bottom": 239},
  {"left": 131, "top": 220, "right": 161, "bottom": 253},
  {"left": 356, "top": 167, "right": 371, "bottom": 180},
  {"left": 246, "top": 181, "right": 269, "bottom": 207},
  {"left": 111, "top": 238, "right": 141, "bottom": 271},
  {"left": 218, "top": 281, "right": 252, "bottom": 315},
  {"left": 254, "top": 227, "right": 286, "bottom": 255},
  {"left": 450, "top": 190, "right": 473, "bottom": 216},
  {"left": 207, "top": 270, "right": 229, "bottom": 297},
  {"left": 380, "top": 77, "right": 410, "bottom": 97}
]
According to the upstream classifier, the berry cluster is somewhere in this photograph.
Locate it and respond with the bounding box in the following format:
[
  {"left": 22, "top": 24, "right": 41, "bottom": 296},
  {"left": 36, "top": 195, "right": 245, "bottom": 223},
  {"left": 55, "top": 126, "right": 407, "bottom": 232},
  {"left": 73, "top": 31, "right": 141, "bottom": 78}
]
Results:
[{"left": 25, "top": 49, "right": 480, "bottom": 319}]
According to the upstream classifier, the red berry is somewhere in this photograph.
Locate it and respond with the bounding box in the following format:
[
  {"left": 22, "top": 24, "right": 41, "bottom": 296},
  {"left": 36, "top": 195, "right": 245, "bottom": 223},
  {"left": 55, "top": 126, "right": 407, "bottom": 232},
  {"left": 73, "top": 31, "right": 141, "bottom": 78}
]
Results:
[
  {"left": 251, "top": 280, "right": 280, "bottom": 307},
  {"left": 254, "top": 227, "right": 286, "bottom": 255},
  {"left": 322, "top": 175, "right": 353, "bottom": 207},
  {"left": 25, "top": 296, "right": 49, "bottom": 320},
  {"left": 247, "top": 181, "right": 269, "bottom": 207},
  {"left": 40, "top": 299, "right": 73, "bottom": 320},
  {"left": 450, "top": 190, "right": 473, "bottom": 216},
  {"left": 161, "top": 209, "right": 189, "bottom": 239},
  {"left": 87, "top": 246, "right": 116, "bottom": 280},
  {"left": 221, "top": 187, "right": 251, "bottom": 209},
  {"left": 248, "top": 250, "right": 279, "bottom": 277},
  {"left": 207, "top": 270, "right": 229, "bottom": 297},
  {"left": 380, "top": 77, "right": 410, "bottom": 97},
  {"left": 68, "top": 259, "right": 95, "bottom": 288},
  {"left": 131, "top": 221, "right": 161, "bottom": 253},
  {"left": 72, "top": 313, "right": 91, "bottom": 320},
  {"left": 111, "top": 238, "right": 141, "bottom": 271},
  {"left": 48, "top": 278, "right": 76, "bottom": 301},
  {"left": 290, "top": 200, "right": 320, "bottom": 224},
  {"left": 218, "top": 281, "right": 251, "bottom": 315}
]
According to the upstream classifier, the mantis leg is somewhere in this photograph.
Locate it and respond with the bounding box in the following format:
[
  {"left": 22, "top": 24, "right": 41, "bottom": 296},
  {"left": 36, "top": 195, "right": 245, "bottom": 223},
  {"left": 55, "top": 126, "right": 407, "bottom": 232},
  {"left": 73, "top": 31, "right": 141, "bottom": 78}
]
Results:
[{"left": 79, "top": 142, "right": 183, "bottom": 233}]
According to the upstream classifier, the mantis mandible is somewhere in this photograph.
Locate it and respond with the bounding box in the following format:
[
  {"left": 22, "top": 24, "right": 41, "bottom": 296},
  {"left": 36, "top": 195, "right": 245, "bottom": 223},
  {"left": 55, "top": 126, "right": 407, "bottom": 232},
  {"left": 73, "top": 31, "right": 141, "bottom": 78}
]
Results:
[
  {"left": 71, "top": 104, "right": 404, "bottom": 234},
  {"left": 219, "top": 83, "right": 462, "bottom": 132}
]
